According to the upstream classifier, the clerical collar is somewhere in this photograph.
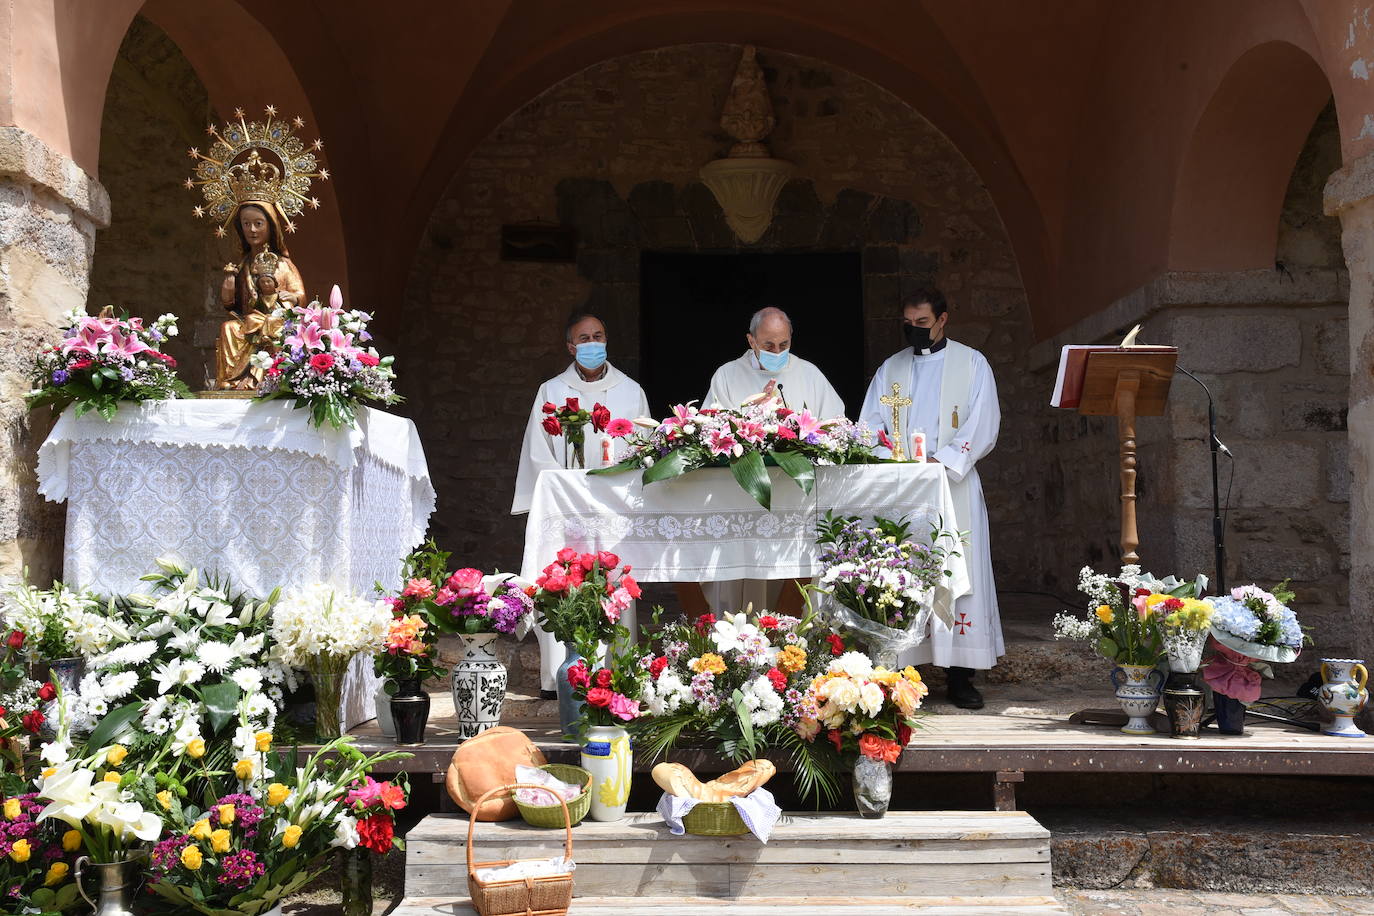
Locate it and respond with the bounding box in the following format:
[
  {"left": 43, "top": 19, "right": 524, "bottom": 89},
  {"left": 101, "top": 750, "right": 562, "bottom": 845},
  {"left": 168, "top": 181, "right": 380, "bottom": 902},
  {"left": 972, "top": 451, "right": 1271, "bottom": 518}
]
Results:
[{"left": 912, "top": 338, "right": 949, "bottom": 357}]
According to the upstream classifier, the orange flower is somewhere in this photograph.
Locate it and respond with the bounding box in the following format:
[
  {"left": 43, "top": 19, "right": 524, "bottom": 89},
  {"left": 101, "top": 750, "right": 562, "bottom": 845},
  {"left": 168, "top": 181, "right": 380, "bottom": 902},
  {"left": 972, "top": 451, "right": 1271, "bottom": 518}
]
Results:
[{"left": 858, "top": 733, "right": 903, "bottom": 764}]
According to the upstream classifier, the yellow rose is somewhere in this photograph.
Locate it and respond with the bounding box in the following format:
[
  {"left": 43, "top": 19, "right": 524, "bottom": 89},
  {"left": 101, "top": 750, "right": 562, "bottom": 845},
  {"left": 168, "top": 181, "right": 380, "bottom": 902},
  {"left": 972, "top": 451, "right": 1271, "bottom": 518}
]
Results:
[
  {"left": 2, "top": 798, "right": 20, "bottom": 820},
  {"left": 254, "top": 731, "right": 273, "bottom": 752},
  {"left": 872, "top": 668, "right": 901, "bottom": 687},
  {"left": 210, "top": 829, "right": 231, "bottom": 853},
  {"left": 217, "top": 804, "right": 236, "bottom": 825},
  {"left": 180, "top": 844, "right": 203, "bottom": 870},
  {"left": 156, "top": 790, "right": 173, "bottom": 810},
  {"left": 1095, "top": 605, "right": 1114, "bottom": 624},
  {"left": 189, "top": 819, "right": 212, "bottom": 840},
  {"left": 44, "top": 861, "right": 69, "bottom": 886},
  {"left": 9, "top": 839, "right": 30, "bottom": 862},
  {"left": 777, "top": 644, "right": 807, "bottom": 674},
  {"left": 186, "top": 738, "right": 206, "bottom": 759},
  {"left": 891, "top": 678, "right": 926, "bottom": 717},
  {"left": 102, "top": 772, "right": 122, "bottom": 784},
  {"left": 62, "top": 830, "right": 81, "bottom": 852},
  {"left": 266, "top": 783, "right": 291, "bottom": 807},
  {"left": 234, "top": 759, "right": 255, "bottom": 780},
  {"left": 106, "top": 745, "right": 128, "bottom": 767},
  {"left": 281, "top": 824, "right": 303, "bottom": 848},
  {"left": 902, "top": 665, "right": 923, "bottom": 684}
]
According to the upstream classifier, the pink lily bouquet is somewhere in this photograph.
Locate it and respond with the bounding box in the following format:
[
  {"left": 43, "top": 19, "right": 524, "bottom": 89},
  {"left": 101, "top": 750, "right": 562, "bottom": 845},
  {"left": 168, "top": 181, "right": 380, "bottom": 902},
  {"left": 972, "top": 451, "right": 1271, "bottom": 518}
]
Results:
[
  {"left": 252, "top": 284, "right": 399, "bottom": 428},
  {"left": 593, "top": 400, "right": 880, "bottom": 509},
  {"left": 28, "top": 307, "right": 189, "bottom": 420}
]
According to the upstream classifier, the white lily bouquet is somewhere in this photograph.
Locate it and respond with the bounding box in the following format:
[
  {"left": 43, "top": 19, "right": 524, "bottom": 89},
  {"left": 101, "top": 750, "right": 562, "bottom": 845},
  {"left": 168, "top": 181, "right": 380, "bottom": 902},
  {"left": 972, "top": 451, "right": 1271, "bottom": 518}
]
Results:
[
  {"left": 269, "top": 584, "right": 391, "bottom": 740},
  {"left": 37, "top": 746, "right": 163, "bottom": 863}
]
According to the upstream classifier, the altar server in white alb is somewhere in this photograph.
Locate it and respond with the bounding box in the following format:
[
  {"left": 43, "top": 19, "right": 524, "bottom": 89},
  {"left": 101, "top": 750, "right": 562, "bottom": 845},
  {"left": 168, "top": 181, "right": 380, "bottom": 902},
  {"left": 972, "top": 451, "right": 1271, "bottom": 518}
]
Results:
[
  {"left": 512, "top": 311, "right": 650, "bottom": 696},
  {"left": 704, "top": 306, "right": 845, "bottom": 417},
  {"left": 860, "top": 288, "right": 1004, "bottom": 709}
]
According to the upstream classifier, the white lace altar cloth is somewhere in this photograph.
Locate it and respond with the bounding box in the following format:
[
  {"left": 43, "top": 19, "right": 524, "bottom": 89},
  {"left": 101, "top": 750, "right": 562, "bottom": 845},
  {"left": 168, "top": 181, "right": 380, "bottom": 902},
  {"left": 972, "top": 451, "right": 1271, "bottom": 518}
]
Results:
[
  {"left": 521, "top": 463, "right": 970, "bottom": 618},
  {"left": 36, "top": 399, "right": 437, "bottom": 730}
]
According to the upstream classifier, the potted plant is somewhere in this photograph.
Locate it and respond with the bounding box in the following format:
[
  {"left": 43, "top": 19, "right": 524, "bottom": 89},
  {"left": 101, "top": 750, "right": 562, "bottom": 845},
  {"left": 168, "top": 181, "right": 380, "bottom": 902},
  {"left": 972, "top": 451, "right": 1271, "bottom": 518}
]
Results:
[
  {"left": 0, "top": 576, "right": 108, "bottom": 700},
  {"left": 533, "top": 549, "right": 638, "bottom": 738},
  {"left": 564, "top": 642, "right": 646, "bottom": 821},
  {"left": 1204, "top": 582, "right": 1305, "bottom": 735},
  {"left": 633, "top": 607, "right": 847, "bottom": 806},
  {"left": 808, "top": 511, "right": 962, "bottom": 667},
  {"left": 792, "top": 653, "right": 927, "bottom": 817}
]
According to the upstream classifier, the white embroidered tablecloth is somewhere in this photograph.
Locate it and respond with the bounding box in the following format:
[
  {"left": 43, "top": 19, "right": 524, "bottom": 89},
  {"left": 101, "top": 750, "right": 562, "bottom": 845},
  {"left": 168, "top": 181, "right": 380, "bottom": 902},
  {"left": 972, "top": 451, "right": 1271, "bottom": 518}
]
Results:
[
  {"left": 521, "top": 463, "right": 970, "bottom": 617},
  {"left": 36, "top": 399, "right": 436, "bottom": 729}
]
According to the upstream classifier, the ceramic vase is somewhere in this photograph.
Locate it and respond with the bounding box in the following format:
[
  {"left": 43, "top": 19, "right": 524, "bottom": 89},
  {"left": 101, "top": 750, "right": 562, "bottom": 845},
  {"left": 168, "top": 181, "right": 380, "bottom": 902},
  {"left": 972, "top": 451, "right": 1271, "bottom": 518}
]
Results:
[
  {"left": 582, "top": 724, "right": 632, "bottom": 821},
  {"left": 1163, "top": 632, "right": 1206, "bottom": 688},
  {"left": 390, "top": 677, "right": 431, "bottom": 746},
  {"left": 852, "top": 755, "right": 894, "bottom": 818},
  {"left": 1163, "top": 686, "right": 1205, "bottom": 739},
  {"left": 556, "top": 644, "right": 585, "bottom": 740},
  {"left": 1213, "top": 692, "right": 1247, "bottom": 735},
  {"left": 1110, "top": 664, "right": 1163, "bottom": 735},
  {"left": 452, "top": 633, "right": 506, "bottom": 741},
  {"left": 1318, "top": 657, "right": 1369, "bottom": 737},
  {"left": 74, "top": 855, "right": 144, "bottom": 916},
  {"left": 374, "top": 680, "right": 396, "bottom": 738}
]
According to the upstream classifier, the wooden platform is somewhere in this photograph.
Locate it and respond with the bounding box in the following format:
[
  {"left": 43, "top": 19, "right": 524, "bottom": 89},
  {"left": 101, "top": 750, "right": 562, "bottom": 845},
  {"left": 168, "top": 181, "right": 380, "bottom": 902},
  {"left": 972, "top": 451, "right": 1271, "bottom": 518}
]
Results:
[{"left": 402, "top": 810, "right": 1065, "bottom": 914}]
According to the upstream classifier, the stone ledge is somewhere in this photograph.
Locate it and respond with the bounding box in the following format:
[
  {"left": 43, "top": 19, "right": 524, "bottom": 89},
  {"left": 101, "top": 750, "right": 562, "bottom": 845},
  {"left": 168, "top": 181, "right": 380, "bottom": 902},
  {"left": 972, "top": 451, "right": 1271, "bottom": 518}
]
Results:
[
  {"left": 0, "top": 127, "right": 111, "bottom": 227},
  {"left": 1324, "top": 148, "right": 1374, "bottom": 216},
  {"left": 1028, "top": 269, "right": 1349, "bottom": 371}
]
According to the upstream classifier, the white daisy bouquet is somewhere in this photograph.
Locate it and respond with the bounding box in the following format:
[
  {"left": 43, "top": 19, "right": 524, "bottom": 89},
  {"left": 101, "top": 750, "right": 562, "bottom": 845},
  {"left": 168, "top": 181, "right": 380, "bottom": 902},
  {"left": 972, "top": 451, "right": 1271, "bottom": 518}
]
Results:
[
  {"left": 593, "top": 399, "right": 880, "bottom": 509},
  {"left": 269, "top": 582, "right": 391, "bottom": 740},
  {"left": 57, "top": 558, "right": 291, "bottom": 788},
  {"left": 0, "top": 574, "right": 120, "bottom": 662},
  {"left": 632, "top": 607, "right": 850, "bottom": 804}
]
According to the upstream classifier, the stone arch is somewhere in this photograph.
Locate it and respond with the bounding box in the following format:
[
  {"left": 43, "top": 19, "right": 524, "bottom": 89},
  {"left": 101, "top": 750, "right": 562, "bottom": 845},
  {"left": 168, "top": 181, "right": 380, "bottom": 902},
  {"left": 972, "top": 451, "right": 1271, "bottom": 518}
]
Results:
[
  {"left": 401, "top": 43, "right": 1043, "bottom": 587},
  {"left": 1168, "top": 41, "right": 1333, "bottom": 271}
]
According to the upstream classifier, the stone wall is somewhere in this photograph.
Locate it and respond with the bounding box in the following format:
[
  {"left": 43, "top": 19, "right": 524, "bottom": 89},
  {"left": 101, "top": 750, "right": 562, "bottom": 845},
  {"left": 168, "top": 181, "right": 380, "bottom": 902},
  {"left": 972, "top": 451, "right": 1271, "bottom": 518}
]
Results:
[
  {"left": 401, "top": 43, "right": 1044, "bottom": 594},
  {"left": 0, "top": 129, "right": 110, "bottom": 580},
  {"left": 87, "top": 16, "right": 220, "bottom": 380}
]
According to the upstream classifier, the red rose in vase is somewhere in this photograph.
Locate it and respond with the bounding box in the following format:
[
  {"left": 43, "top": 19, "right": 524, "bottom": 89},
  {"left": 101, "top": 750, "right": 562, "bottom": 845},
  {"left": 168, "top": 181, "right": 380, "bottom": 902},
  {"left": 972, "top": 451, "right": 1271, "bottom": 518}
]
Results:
[{"left": 356, "top": 812, "right": 394, "bottom": 853}]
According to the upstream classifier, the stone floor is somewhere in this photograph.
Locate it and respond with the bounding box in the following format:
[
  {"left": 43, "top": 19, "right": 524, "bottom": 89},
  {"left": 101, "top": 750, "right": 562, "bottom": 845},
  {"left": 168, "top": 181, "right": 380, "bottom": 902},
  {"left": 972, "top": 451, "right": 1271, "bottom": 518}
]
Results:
[{"left": 1058, "top": 890, "right": 1374, "bottom": 915}]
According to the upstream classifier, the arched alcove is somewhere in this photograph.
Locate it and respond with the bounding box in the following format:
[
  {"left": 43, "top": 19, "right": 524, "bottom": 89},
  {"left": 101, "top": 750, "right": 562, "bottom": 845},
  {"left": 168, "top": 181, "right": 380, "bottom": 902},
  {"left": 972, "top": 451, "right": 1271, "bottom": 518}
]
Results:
[{"left": 1168, "top": 41, "right": 1333, "bottom": 270}]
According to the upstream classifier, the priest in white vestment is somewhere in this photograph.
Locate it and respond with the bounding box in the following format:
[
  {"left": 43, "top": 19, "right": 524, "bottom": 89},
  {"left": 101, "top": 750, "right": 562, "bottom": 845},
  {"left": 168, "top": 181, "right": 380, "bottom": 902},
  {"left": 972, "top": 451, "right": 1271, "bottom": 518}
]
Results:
[
  {"left": 704, "top": 306, "right": 845, "bottom": 417},
  {"left": 701, "top": 307, "right": 844, "bottom": 615},
  {"left": 859, "top": 288, "right": 1004, "bottom": 709},
  {"left": 512, "top": 312, "right": 650, "bottom": 695}
]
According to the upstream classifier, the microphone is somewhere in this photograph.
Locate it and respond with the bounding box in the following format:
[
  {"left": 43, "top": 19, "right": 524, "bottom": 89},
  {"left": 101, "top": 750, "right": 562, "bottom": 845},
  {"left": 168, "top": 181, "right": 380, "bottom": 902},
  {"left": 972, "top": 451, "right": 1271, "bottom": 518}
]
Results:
[{"left": 776, "top": 383, "right": 790, "bottom": 410}]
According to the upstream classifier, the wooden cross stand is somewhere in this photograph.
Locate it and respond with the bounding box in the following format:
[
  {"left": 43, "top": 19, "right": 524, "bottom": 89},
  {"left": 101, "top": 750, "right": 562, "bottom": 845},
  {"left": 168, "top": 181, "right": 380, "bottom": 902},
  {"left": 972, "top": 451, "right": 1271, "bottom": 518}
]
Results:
[{"left": 1074, "top": 349, "right": 1177, "bottom": 564}]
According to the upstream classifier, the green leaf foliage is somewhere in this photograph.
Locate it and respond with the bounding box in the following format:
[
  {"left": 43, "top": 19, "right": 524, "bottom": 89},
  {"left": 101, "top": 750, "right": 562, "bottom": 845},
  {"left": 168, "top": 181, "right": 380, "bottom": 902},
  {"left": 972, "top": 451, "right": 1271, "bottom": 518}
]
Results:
[
  {"left": 729, "top": 449, "right": 771, "bottom": 510},
  {"left": 772, "top": 449, "right": 815, "bottom": 495}
]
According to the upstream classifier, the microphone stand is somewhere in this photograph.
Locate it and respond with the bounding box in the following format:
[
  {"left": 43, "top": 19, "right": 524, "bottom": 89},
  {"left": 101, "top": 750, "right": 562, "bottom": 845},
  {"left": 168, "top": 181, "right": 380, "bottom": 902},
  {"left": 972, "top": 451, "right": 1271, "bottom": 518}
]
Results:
[{"left": 1175, "top": 366, "right": 1227, "bottom": 594}]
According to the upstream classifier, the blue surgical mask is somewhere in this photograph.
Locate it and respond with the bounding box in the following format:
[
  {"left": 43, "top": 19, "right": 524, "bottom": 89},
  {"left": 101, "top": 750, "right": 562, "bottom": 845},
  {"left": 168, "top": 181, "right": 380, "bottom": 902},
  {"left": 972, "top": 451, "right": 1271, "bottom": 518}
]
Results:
[
  {"left": 757, "top": 348, "right": 790, "bottom": 372},
  {"left": 574, "top": 341, "right": 607, "bottom": 370}
]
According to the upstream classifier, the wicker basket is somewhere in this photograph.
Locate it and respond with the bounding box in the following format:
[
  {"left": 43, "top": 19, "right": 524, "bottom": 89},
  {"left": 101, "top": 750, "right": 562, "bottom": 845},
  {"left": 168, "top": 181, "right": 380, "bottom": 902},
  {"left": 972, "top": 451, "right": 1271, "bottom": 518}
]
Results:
[
  {"left": 681, "top": 800, "right": 749, "bottom": 836},
  {"left": 467, "top": 783, "right": 575, "bottom": 916},
  {"left": 515, "top": 764, "right": 592, "bottom": 828}
]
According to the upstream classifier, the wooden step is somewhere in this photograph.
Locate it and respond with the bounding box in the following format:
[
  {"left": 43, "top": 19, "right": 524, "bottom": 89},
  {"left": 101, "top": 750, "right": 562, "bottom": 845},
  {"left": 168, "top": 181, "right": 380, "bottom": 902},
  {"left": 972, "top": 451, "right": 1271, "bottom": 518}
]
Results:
[
  {"left": 407, "top": 810, "right": 1053, "bottom": 900},
  {"left": 392, "top": 895, "right": 1069, "bottom": 914}
]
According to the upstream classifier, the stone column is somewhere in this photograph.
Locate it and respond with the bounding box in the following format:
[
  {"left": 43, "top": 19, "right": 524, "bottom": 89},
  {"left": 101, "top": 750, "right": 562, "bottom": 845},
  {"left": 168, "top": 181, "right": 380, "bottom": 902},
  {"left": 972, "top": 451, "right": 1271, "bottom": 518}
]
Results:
[
  {"left": 0, "top": 128, "right": 111, "bottom": 581},
  {"left": 1325, "top": 152, "right": 1374, "bottom": 665}
]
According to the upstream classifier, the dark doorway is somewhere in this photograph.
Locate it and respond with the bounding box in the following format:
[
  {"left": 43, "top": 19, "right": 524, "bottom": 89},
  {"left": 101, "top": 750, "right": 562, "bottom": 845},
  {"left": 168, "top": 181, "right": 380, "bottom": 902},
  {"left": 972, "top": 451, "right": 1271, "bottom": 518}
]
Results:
[{"left": 639, "top": 251, "right": 865, "bottom": 417}]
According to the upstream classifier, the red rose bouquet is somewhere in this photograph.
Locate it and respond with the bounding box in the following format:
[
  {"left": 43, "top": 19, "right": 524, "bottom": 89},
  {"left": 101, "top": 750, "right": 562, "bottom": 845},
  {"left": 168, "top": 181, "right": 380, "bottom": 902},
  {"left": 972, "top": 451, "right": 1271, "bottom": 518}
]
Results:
[
  {"left": 564, "top": 640, "right": 646, "bottom": 731},
  {"left": 539, "top": 398, "right": 631, "bottom": 468},
  {"left": 533, "top": 548, "right": 640, "bottom": 655}
]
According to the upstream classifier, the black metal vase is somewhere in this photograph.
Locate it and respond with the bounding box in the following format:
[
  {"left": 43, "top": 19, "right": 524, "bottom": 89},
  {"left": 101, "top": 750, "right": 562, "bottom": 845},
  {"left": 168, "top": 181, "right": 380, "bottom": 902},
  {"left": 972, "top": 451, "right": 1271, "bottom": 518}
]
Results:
[{"left": 390, "top": 678, "right": 430, "bottom": 746}]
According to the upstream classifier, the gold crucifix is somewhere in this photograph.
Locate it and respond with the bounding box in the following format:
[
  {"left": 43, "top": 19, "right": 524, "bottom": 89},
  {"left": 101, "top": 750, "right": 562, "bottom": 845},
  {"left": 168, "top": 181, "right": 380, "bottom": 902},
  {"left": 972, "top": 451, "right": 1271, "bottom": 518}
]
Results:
[{"left": 879, "top": 382, "right": 912, "bottom": 460}]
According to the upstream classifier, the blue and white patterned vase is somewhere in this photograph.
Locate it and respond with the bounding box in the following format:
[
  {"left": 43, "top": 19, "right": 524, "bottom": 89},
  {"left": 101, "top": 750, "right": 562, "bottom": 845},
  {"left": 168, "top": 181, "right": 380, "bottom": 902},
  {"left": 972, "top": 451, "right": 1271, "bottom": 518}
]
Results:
[{"left": 452, "top": 633, "right": 506, "bottom": 741}]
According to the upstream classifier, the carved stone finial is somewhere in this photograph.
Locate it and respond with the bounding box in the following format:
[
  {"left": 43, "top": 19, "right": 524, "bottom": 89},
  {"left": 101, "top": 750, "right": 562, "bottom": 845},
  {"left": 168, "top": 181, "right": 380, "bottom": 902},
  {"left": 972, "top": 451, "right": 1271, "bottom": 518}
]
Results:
[{"left": 720, "top": 45, "right": 775, "bottom": 158}]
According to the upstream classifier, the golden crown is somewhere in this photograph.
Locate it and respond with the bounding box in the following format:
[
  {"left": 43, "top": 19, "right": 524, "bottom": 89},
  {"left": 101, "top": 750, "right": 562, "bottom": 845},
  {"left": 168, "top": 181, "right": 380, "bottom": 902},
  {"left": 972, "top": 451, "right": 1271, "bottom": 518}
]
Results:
[{"left": 185, "top": 106, "right": 329, "bottom": 238}]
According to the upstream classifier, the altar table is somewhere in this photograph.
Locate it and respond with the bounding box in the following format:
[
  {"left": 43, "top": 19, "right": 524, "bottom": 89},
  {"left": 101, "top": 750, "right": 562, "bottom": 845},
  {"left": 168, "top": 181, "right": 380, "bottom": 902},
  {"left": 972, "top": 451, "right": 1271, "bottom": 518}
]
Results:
[
  {"left": 520, "top": 463, "right": 970, "bottom": 616},
  {"left": 36, "top": 399, "right": 436, "bottom": 729}
]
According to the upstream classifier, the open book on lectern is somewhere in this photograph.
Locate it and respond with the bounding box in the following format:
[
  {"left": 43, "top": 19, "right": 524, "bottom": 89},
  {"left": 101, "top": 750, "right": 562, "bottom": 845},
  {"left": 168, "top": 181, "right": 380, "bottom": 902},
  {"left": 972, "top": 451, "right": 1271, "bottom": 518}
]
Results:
[{"left": 1049, "top": 324, "right": 1176, "bottom": 409}]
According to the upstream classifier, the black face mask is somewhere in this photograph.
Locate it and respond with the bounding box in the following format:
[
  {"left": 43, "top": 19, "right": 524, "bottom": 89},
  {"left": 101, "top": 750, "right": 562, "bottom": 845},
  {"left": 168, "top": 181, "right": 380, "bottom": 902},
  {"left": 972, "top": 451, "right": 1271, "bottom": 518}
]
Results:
[{"left": 904, "top": 323, "right": 934, "bottom": 351}]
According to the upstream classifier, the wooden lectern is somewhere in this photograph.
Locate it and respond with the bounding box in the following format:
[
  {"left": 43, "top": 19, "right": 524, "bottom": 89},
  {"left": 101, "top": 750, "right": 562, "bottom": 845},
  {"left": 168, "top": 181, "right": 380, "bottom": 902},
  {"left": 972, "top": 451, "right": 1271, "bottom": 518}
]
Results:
[{"left": 1075, "top": 349, "right": 1177, "bottom": 565}]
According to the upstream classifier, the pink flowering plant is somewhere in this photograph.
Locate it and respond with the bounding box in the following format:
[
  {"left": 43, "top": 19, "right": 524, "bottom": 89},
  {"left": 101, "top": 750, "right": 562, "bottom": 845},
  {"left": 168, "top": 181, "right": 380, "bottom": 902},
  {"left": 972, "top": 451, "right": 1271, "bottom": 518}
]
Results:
[
  {"left": 564, "top": 639, "right": 647, "bottom": 732},
  {"left": 145, "top": 737, "right": 408, "bottom": 916},
  {"left": 383, "top": 541, "right": 532, "bottom": 652},
  {"left": 253, "top": 284, "right": 398, "bottom": 429},
  {"left": 27, "top": 306, "right": 189, "bottom": 420},
  {"left": 593, "top": 399, "right": 879, "bottom": 509},
  {"left": 533, "top": 548, "right": 640, "bottom": 656}
]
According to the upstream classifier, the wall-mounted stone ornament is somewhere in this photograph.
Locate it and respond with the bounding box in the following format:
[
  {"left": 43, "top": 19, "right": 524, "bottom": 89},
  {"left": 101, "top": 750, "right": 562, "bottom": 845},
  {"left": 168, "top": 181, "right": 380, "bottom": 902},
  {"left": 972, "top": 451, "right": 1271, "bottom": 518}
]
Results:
[{"left": 700, "top": 45, "right": 793, "bottom": 243}]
